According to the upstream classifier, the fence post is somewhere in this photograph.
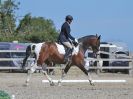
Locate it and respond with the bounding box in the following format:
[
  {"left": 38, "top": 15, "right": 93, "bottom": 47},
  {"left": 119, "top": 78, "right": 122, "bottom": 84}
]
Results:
[{"left": 129, "top": 52, "right": 133, "bottom": 77}]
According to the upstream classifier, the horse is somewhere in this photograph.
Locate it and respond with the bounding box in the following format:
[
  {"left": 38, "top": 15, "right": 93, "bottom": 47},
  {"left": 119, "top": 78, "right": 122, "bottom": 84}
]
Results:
[{"left": 22, "top": 34, "right": 101, "bottom": 86}]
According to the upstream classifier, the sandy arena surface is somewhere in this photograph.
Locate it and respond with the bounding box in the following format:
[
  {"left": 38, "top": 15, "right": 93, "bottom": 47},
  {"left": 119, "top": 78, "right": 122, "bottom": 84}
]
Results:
[{"left": 0, "top": 68, "right": 133, "bottom": 99}]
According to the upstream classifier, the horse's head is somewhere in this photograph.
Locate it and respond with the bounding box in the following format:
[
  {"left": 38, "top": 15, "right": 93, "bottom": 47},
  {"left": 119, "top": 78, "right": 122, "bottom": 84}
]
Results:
[
  {"left": 90, "top": 35, "right": 101, "bottom": 54},
  {"left": 78, "top": 34, "right": 101, "bottom": 57}
]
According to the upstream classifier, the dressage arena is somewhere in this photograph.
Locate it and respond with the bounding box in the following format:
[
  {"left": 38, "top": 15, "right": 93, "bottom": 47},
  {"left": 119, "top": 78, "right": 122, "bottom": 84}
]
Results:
[{"left": 0, "top": 67, "right": 133, "bottom": 99}]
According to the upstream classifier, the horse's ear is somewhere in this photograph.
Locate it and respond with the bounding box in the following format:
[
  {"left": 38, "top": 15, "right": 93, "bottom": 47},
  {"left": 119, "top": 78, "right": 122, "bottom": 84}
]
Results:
[
  {"left": 98, "top": 35, "right": 101, "bottom": 40},
  {"left": 96, "top": 34, "right": 98, "bottom": 37}
]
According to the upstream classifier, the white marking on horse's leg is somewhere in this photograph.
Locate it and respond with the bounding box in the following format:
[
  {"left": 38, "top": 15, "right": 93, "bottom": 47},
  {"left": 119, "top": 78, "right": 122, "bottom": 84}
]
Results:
[
  {"left": 42, "top": 70, "right": 54, "bottom": 86},
  {"left": 58, "top": 70, "right": 66, "bottom": 86},
  {"left": 84, "top": 59, "right": 94, "bottom": 85},
  {"left": 87, "top": 72, "right": 94, "bottom": 85},
  {"left": 26, "top": 70, "right": 32, "bottom": 86},
  {"left": 26, "top": 63, "right": 37, "bottom": 86},
  {"left": 84, "top": 58, "right": 90, "bottom": 71}
]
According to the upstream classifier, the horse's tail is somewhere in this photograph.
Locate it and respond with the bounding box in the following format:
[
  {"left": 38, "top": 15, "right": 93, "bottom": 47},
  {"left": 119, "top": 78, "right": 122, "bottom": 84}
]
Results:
[{"left": 22, "top": 44, "right": 36, "bottom": 69}]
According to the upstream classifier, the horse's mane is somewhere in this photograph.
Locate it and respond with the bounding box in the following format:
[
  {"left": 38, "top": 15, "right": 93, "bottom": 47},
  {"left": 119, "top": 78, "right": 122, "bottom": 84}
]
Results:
[{"left": 78, "top": 35, "right": 96, "bottom": 42}]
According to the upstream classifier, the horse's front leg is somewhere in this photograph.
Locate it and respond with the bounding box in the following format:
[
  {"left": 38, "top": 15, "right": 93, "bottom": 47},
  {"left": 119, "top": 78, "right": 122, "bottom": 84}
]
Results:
[
  {"left": 25, "top": 62, "right": 37, "bottom": 86},
  {"left": 58, "top": 64, "right": 71, "bottom": 86},
  {"left": 42, "top": 66, "right": 54, "bottom": 86},
  {"left": 84, "top": 59, "right": 94, "bottom": 86},
  {"left": 87, "top": 72, "right": 94, "bottom": 86},
  {"left": 78, "top": 62, "right": 94, "bottom": 86},
  {"left": 58, "top": 69, "right": 66, "bottom": 86}
]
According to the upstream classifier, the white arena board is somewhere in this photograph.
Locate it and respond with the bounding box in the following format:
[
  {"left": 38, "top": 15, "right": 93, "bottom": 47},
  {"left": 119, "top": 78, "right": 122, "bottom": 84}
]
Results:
[{"left": 42, "top": 80, "right": 126, "bottom": 83}]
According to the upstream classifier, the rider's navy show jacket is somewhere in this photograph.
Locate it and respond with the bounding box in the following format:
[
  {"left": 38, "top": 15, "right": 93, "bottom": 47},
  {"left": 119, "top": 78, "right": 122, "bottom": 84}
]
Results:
[{"left": 58, "top": 22, "right": 75, "bottom": 43}]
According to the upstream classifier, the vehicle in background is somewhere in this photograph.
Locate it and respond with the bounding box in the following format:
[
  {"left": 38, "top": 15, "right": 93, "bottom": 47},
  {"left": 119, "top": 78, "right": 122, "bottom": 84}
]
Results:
[
  {"left": 0, "top": 42, "right": 29, "bottom": 68},
  {"left": 100, "top": 42, "right": 118, "bottom": 66},
  {"left": 111, "top": 51, "right": 129, "bottom": 73},
  {"left": 100, "top": 42, "right": 130, "bottom": 73}
]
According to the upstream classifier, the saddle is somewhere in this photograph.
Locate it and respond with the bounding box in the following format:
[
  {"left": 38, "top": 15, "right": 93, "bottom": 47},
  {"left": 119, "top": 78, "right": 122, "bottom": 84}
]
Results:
[
  {"left": 55, "top": 42, "right": 79, "bottom": 63},
  {"left": 64, "top": 41, "right": 78, "bottom": 63}
]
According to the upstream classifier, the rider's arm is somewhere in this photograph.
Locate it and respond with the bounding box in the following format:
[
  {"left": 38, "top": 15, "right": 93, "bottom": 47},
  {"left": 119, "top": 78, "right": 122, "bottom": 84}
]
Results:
[
  {"left": 67, "top": 32, "right": 75, "bottom": 41},
  {"left": 65, "top": 24, "right": 75, "bottom": 41}
]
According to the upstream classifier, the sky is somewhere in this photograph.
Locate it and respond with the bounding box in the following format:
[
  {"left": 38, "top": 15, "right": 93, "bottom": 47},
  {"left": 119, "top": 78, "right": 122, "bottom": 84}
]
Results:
[{"left": 14, "top": 0, "right": 133, "bottom": 51}]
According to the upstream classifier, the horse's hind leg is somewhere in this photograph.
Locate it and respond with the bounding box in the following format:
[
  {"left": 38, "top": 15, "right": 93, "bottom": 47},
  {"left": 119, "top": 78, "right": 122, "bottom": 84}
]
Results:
[
  {"left": 22, "top": 55, "right": 29, "bottom": 69},
  {"left": 22, "top": 45, "right": 31, "bottom": 69},
  {"left": 25, "top": 62, "right": 37, "bottom": 86},
  {"left": 58, "top": 63, "right": 72, "bottom": 86},
  {"left": 77, "top": 64, "right": 94, "bottom": 86}
]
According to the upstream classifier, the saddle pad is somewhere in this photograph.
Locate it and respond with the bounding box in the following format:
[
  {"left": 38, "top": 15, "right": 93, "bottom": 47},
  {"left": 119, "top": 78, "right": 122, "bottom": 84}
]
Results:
[{"left": 55, "top": 43, "right": 79, "bottom": 55}]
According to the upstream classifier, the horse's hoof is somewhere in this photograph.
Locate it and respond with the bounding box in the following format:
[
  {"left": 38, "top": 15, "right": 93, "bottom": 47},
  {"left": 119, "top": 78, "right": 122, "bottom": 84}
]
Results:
[
  {"left": 26, "top": 82, "right": 29, "bottom": 86},
  {"left": 58, "top": 83, "right": 62, "bottom": 86},
  {"left": 50, "top": 82, "right": 55, "bottom": 86},
  {"left": 23, "top": 84, "right": 28, "bottom": 87},
  {"left": 89, "top": 80, "right": 95, "bottom": 86},
  {"left": 58, "top": 81, "right": 62, "bottom": 86},
  {"left": 23, "top": 83, "right": 29, "bottom": 87},
  {"left": 90, "top": 83, "right": 95, "bottom": 86},
  {"left": 25, "top": 81, "right": 29, "bottom": 86}
]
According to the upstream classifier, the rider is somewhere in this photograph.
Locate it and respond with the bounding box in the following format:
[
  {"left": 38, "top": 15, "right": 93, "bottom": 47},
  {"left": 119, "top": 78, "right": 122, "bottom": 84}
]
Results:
[{"left": 58, "top": 15, "right": 78, "bottom": 62}]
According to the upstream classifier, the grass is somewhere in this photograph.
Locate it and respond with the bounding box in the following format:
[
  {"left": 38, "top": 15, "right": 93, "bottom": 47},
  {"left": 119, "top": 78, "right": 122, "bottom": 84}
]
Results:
[{"left": 0, "top": 90, "right": 11, "bottom": 99}]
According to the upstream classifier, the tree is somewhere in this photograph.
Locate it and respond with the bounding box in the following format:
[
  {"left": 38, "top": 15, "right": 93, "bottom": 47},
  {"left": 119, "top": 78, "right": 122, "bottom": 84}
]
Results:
[
  {"left": 0, "top": 0, "right": 59, "bottom": 42},
  {"left": 0, "top": 0, "right": 19, "bottom": 41},
  {"left": 16, "top": 14, "right": 59, "bottom": 43}
]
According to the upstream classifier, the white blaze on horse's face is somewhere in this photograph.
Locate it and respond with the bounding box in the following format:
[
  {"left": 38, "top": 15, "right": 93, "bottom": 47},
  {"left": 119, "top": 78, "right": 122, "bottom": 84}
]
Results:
[
  {"left": 56, "top": 43, "right": 79, "bottom": 55},
  {"left": 34, "top": 43, "right": 44, "bottom": 60}
]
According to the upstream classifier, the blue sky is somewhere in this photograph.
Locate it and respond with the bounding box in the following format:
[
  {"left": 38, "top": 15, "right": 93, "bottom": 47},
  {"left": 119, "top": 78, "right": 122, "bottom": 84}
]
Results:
[{"left": 15, "top": 0, "right": 133, "bottom": 51}]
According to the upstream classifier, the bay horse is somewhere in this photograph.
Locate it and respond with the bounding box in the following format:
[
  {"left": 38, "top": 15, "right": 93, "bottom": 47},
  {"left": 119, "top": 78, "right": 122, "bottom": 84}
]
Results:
[{"left": 22, "top": 34, "right": 101, "bottom": 86}]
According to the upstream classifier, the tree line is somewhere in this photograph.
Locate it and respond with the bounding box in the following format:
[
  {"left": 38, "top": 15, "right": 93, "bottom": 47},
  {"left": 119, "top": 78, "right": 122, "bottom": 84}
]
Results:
[{"left": 0, "top": 0, "right": 59, "bottom": 43}]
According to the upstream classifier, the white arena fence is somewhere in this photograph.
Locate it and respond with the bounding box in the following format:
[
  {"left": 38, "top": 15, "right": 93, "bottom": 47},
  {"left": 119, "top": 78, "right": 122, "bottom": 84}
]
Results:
[{"left": 0, "top": 50, "right": 133, "bottom": 76}]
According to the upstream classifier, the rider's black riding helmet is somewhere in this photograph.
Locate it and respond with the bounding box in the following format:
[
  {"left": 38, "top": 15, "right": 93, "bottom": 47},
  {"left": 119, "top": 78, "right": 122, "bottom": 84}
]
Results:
[{"left": 65, "top": 15, "right": 73, "bottom": 21}]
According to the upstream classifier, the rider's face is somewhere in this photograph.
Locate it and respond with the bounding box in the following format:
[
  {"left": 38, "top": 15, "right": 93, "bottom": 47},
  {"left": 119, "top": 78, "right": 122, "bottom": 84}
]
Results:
[{"left": 68, "top": 20, "right": 72, "bottom": 24}]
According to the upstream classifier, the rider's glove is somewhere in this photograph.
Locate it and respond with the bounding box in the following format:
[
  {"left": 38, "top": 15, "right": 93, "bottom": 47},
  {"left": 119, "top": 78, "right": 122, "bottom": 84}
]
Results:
[
  {"left": 74, "top": 38, "right": 78, "bottom": 43},
  {"left": 73, "top": 38, "right": 78, "bottom": 47}
]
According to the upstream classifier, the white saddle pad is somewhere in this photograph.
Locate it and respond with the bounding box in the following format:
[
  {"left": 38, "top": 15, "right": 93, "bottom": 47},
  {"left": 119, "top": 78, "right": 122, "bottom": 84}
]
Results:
[{"left": 55, "top": 43, "right": 79, "bottom": 55}]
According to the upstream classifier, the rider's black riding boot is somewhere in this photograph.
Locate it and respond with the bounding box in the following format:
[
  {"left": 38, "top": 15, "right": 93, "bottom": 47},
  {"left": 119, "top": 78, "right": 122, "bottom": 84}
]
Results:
[{"left": 64, "top": 48, "right": 73, "bottom": 62}]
